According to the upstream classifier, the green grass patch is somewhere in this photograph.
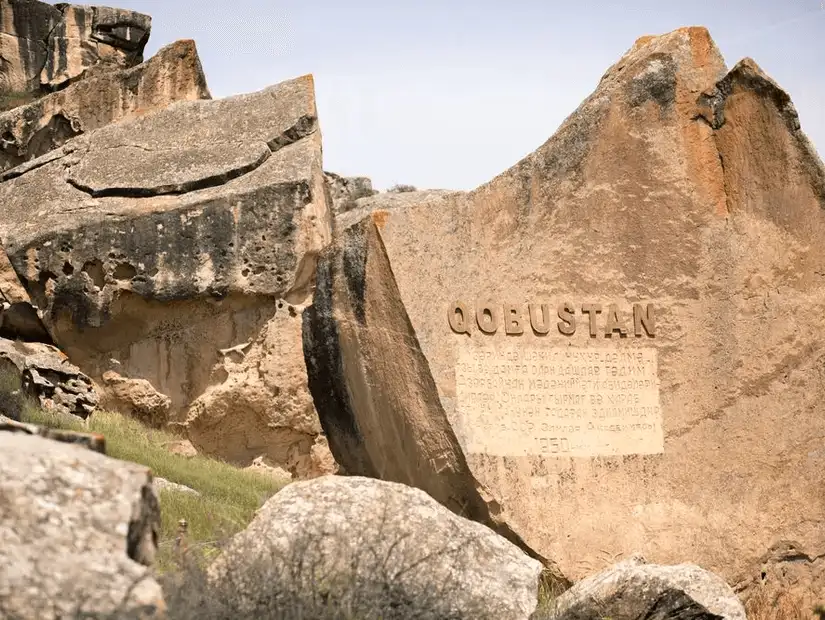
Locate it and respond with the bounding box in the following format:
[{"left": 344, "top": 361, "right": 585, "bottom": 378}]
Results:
[
  {"left": 0, "top": 89, "right": 38, "bottom": 112},
  {"left": 20, "top": 404, "right": 285, "bottom": 572}
]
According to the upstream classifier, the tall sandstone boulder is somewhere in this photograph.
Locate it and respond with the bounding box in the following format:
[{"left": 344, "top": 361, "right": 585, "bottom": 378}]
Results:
[
  {"left": 0, "top": 75, "right": 336, "bottom": 478},
  {"left": 0, "top": 0, "right": 150, "bottom": 96},
  {"left": 303, "top": 26, "right": 825, "bottom": 604}
]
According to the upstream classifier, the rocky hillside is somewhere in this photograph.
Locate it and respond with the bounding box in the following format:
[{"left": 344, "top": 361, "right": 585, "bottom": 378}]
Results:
[{"left": 1, "top": 1, "right": 824, "bottom": 618}]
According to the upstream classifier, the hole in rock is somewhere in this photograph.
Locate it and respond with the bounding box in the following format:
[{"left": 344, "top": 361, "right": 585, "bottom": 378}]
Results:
[
  {"left": 62, "top": 262, "right": 74, "bottom": 276},
  {"left": 113, "top": 262, "right": 137, "bottom": 281},
  {"left": 241, "top": 268, "right": 250, "bottom": 277},
  {"left": 38, "top": 270, "right": 57, "bottom": 285},
  {"left": 81, "top": 259, "right": 106, "bottom": 289}
]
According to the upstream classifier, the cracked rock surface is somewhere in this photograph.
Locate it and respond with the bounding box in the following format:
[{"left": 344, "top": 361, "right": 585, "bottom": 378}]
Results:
[
  {"left": 0, "top": 0, "right": 151, "bottom": 95},
  {"left": 303, "top": 25, "right": 825, "bottom": 603},
  {"left": 0, "top": 432, "right": 164, "bottom": 619},
  {"left": 0, "top": 74, "right": 337, "bottom": 478}
]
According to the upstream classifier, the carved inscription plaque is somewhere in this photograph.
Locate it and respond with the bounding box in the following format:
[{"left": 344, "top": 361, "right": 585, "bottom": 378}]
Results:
[{"left": 455, "top": 345, "right": 663, "bottom": 457}]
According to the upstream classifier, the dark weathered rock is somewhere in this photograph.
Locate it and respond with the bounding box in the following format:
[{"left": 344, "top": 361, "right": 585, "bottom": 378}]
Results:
[
  {"left": 212, "top": 475, "right": 544, "bottom": 620},
  {"left": 0, "top": 0, "right": 62, "bottom": 94},
  {"left": 541, "top": 556, "right": 745, "bottom": 620},
  {"left": 0, "top": 0, "right": 151, "bottom": 96},
  {"left": 302, "top": 25, "right": 825, "bottom": 604},
  {"left": 0, "top": 337, "right": 98, "bottom": 417},
  {"left": 0, "top": 39, "right": 210, "bottom": 174},
  {"left": 302, "top": 217, "right": 569, "bottom": 592},
  {"left": 0, "top": 75, "right": 335, "bottom": 476},
  {"left": 0, "top": 432, "right": 164, "bottom": 619}
]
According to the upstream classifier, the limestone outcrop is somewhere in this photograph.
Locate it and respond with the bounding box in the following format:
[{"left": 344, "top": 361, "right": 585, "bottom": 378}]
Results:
[
  {"left": 303, "top": 25, "right": 825, "bottom": 604},
  {"left": 324, "top": 170, "right": 376, "bottom": 214},
  {"left": 0, "top": 431, "right": 164, "bottom": 619},
  {"left": 0, "top": 38, "right": 210, "bottom": 173},
  {"left": 543, "top": 555, "right": 746, "bottom": 619},
  {"left": 0, "top": 336, "right": 98, "bottom": 417},
  {"left": 0, "top": 0, "right": 150, "bottom": 96},
  {"left": 0, "top": 73, "right": 334, "bottom": 477},
  {"left": 211, "top": 475, "right": 544, "bottom": 620}
]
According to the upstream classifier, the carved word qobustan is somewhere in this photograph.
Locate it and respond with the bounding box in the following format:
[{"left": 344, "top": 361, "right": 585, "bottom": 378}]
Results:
[{"left": 448, "top": 302, "right": 656, "bottom": 338}]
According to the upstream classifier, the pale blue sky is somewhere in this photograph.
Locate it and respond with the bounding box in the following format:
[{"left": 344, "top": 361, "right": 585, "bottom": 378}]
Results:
[{"left": 86, "top": 1, "right": 824, "bottom": 191}]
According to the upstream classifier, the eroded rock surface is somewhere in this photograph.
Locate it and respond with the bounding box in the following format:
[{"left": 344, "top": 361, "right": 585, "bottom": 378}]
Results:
[
  {"left": 324, "top": 170, "right": 376, "bottom": 214},
  {"left": 0, "top": 432, "right": 164, "bottom": 619},
  {"left": 0, "top": 74, "right": 335, "bottom": 476},
  {"left": 303, "top": 25, "right": 825, "bottom": 602},
  {"left": 0, "top": 38, "right": 210, "bottom": 173},
  {"left": 542, "top": 555, "right": 745, "bottom": 620},
  {"left": 212, "top": 475, "right": 544, "bottom": 620},
  {"left": 303, "top": 217, "right": 568, "bottom": 590},
  {"left": 0, "top": 336, "right": 98, "bottom": 417},
  {"left": 0, "top": 0, "right": 150, "bottom": 96}
]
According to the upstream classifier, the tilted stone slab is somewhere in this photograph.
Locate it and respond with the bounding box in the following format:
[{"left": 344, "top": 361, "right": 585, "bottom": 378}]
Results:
[
  {"left": 0, "top": 38, "right": 211, "bottom": 174},
  {"left": 303, "top": 26, "right": 825, "bottom": 603}
]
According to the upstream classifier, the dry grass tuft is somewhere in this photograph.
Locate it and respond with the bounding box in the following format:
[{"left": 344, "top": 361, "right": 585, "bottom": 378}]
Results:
[{"left": 745, "top": 586, "right": 823, "bottom": 620}]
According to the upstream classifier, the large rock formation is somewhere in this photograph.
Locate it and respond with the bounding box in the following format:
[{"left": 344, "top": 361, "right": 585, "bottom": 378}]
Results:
[
  {"left": 0, "top": 0, "right": 151, "bottom": 96},
  {"left": 211, "top": 475, "right": 544, "bottom": 620},
  {"left": 1, "top": 38, "right": 210, "bottom": 173},
  {"left": 303, "top": 25, "right": 825, "bottom": 603},
  {"left": 0, "top": 431, "right": 164, "bottom": 619},
  {"left": 0, "top": 73, "right": 335, "bottom": 477}
]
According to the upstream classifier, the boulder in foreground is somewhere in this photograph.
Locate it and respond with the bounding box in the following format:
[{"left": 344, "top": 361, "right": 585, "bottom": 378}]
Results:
[
  {"left": 209, "top": 475, "right": 544, "bottom": 620},
  {"left": 540, "top": 555, "right": 745, "bottom": 619},
  {"left": 0, "top": 432, "right": 164, "bottom": 619}
]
